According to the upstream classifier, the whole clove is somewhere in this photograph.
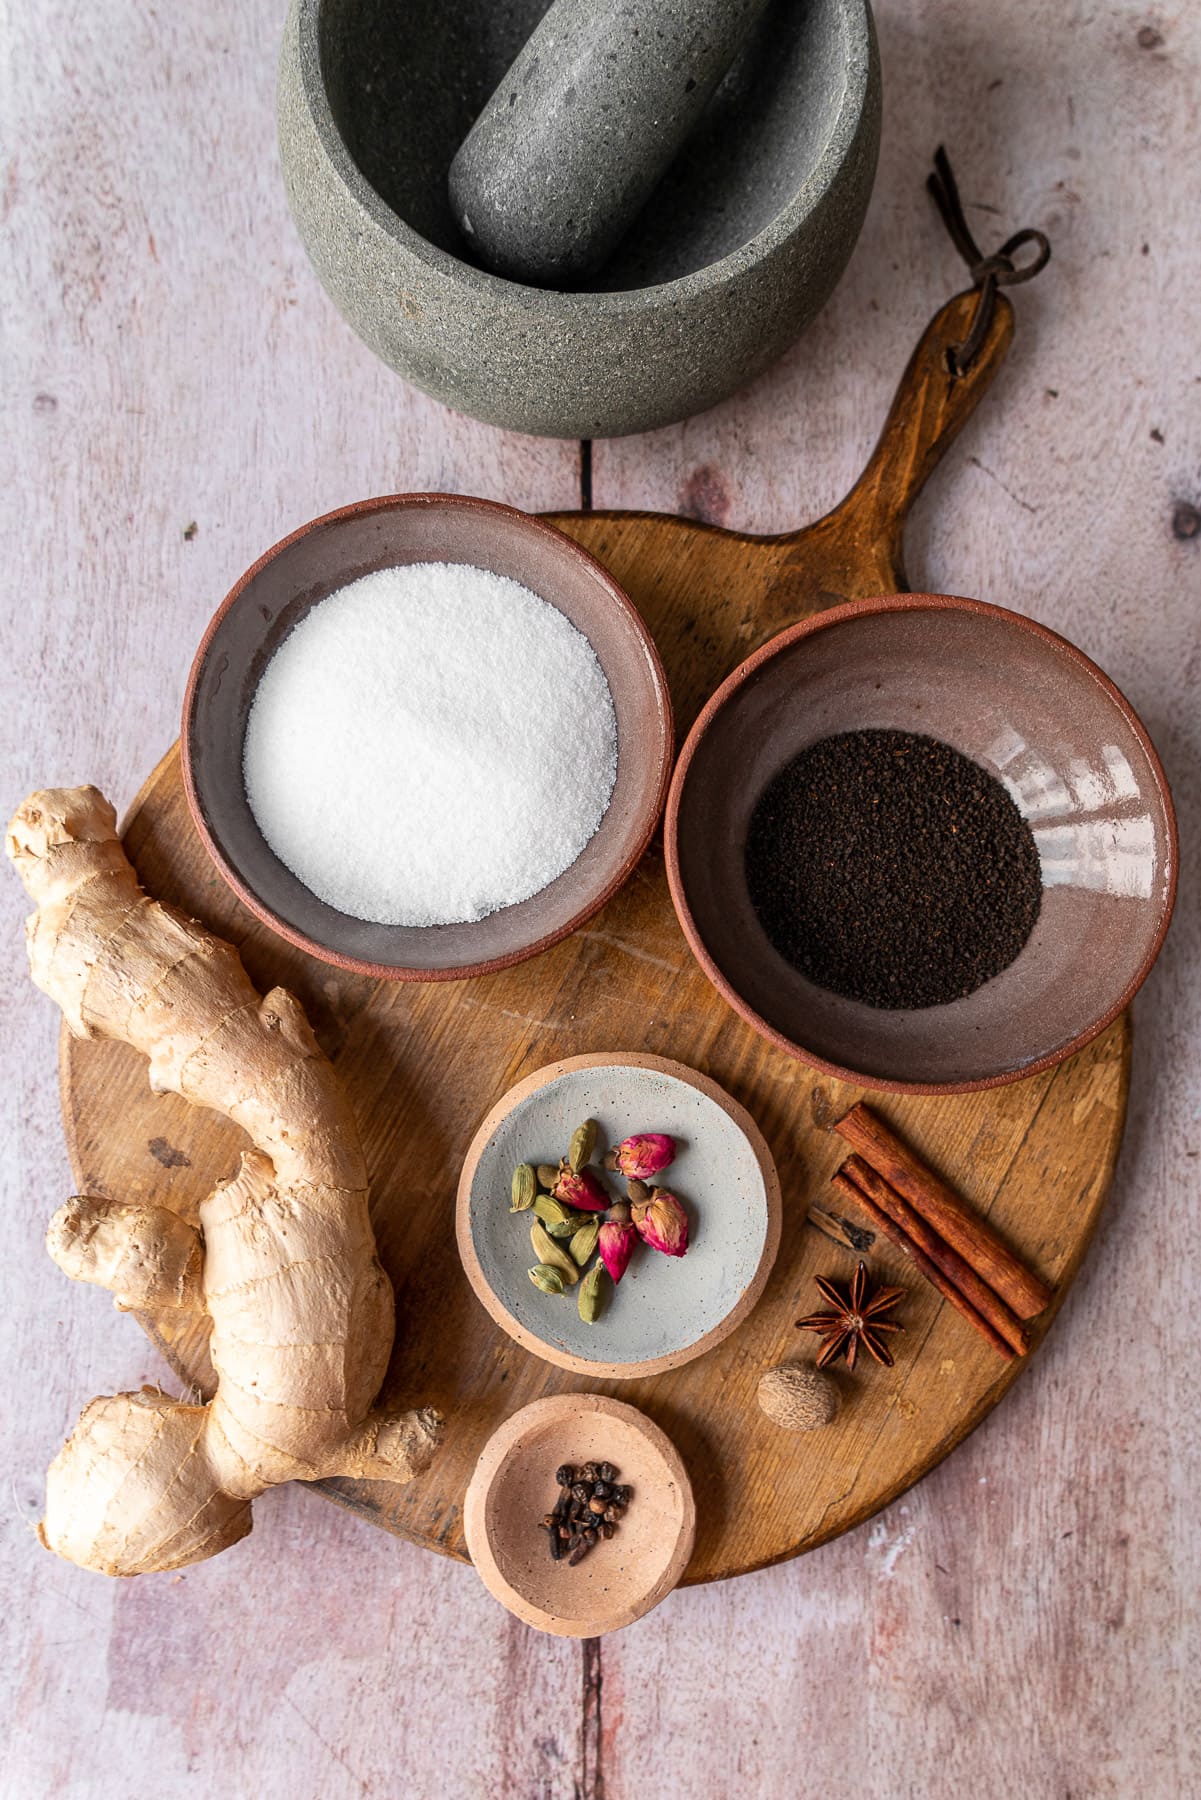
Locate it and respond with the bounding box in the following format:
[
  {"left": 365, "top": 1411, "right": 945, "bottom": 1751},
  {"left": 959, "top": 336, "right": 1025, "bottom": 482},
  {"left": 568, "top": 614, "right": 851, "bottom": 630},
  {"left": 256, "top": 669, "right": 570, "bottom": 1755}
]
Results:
[
  {"left": 543, "top": 1484, "right": 576, "bottom": 1562},
  {"left": 541, "top": 1458, "right": 634, "bottom": 1565}
]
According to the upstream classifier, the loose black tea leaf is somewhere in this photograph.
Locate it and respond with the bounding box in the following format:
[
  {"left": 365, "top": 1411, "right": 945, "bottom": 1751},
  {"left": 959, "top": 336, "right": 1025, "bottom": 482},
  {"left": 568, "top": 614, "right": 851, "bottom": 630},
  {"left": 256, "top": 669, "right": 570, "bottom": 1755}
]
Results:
[{"left": 745, "top": 730, "right": 1042, "bottom": 1010}]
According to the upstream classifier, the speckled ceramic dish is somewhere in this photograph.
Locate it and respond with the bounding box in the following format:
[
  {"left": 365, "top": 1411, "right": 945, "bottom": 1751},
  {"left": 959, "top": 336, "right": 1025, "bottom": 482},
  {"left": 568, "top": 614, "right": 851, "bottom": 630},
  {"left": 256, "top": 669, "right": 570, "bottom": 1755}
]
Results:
[
  {"left": 666, "top": 594, "right": 1178, "bottom": 1094},
  {"left": 456, "top": 1054, "right": 782, "bottom": 1378},
  {"left": 463, "top": 1393, "right": 695, "bottom": 1636},
  {"left": 181, "top": 493, "right": 672, "bottom": 981}
]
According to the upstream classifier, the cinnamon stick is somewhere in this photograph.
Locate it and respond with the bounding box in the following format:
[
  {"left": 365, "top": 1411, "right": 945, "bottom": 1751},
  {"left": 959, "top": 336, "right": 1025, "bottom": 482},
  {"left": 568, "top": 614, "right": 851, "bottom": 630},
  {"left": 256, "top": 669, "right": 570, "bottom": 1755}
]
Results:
[
  {"left": 834, "top": 1104, "right": 1053, "bottom": 1320},
  {"left": 832, "top": 1167, "right": 1016, "bottom": 1362},
  {"left": 841, "top": 1155, "right": 1029, "bottom": 1356}
]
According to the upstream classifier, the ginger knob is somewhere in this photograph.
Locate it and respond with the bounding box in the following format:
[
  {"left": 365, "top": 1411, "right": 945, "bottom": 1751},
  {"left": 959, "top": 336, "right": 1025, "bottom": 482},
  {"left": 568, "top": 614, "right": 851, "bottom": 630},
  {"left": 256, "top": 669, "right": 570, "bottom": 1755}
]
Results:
[{"left": 757, "top": 1363, "right": 841, "bottom": 1432}]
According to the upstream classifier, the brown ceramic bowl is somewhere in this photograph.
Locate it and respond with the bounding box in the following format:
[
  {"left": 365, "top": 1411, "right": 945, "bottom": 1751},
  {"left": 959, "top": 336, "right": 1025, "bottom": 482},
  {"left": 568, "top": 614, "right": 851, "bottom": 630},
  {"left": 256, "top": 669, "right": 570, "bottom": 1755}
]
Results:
[
  {"left": 665, "top": 594, "right": 1177, "bottom": 1094},
  {"left": 182, "top": 494, "right": 672, "bottom": 979}
]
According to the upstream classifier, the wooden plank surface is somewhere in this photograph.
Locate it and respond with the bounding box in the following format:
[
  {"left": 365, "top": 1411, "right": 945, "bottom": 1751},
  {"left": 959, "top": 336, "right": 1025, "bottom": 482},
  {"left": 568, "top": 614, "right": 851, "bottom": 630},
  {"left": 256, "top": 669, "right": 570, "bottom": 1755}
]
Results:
[{"left": 2, "top": 2, "right": 1199, "bottom": 1797}]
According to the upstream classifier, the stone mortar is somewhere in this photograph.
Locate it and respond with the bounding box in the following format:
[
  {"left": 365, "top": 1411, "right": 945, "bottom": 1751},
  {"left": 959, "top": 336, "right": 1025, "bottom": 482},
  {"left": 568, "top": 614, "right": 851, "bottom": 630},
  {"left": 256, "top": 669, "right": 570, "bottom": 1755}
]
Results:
[{"left": 278, "top": 0, "right": 881, "bottom": 439}]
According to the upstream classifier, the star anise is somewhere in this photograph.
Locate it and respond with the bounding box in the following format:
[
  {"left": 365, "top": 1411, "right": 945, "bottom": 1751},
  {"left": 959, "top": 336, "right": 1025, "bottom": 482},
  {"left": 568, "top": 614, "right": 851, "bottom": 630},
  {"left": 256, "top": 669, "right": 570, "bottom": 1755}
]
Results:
[{"left": 796, "top": 1261, "right": 905, "bottom": 1371}]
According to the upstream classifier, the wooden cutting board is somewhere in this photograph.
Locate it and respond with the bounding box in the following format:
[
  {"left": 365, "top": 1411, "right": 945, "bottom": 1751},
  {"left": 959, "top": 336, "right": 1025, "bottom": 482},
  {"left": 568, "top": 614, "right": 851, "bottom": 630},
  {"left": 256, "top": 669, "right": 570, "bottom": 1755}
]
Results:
[{"left": 58, "top": 290, "right": 1129, "bottom": 1583}]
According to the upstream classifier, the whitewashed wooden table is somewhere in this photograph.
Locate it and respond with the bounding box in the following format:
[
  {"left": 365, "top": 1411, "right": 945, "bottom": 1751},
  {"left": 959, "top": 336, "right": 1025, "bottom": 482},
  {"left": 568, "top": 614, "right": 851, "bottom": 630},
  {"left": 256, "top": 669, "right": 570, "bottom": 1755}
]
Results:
[{"left": 2, "top": 4, "right": 1198, "bottom": 1795}]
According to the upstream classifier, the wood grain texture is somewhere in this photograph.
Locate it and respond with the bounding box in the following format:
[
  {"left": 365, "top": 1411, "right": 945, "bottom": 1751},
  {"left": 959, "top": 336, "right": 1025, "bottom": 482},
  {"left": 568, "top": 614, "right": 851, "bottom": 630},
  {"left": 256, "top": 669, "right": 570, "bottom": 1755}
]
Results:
[
  {"left": 58, "top": 284, "right": 1131, "bottom": 1583},
  {"left": 3, "top": 0, "right": 1199, "bottom": 1796}
]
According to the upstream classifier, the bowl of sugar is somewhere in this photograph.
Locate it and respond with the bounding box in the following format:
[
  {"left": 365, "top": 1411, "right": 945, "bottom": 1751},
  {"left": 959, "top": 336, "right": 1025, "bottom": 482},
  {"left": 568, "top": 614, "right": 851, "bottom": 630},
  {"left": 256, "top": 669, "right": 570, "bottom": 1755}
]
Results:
[{"left": 182, "top": 493, "right": 672, "bottom": 978}]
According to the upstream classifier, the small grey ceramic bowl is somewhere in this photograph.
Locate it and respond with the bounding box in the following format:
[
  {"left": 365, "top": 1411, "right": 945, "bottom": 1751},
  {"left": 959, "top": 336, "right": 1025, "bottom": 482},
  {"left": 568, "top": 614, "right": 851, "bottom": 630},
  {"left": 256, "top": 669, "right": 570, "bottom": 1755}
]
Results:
[
  {"left": 456, "top": 1054, "right": 783, "bottom": 1378},
  {"left": 277, "top": 0, "right": 880, "bottom": 437},
  {"left": 181, "top": 494, "right": 672, "bottom": 980}
]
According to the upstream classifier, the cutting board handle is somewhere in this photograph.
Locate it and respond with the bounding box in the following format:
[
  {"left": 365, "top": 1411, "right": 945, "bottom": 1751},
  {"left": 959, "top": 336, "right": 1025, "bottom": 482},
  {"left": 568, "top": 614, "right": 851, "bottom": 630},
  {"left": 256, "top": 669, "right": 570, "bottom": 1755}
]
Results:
[{"left": 780, "top": 286, "right": 1016, "bottom": 602}]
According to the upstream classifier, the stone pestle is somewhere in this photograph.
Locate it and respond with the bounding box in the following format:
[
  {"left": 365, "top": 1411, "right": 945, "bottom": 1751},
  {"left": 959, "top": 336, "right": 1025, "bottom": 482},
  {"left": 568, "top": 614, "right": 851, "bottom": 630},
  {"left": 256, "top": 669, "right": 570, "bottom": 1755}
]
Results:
[{"left": 448, "top": 0, "right": 772, "bottom": 287}]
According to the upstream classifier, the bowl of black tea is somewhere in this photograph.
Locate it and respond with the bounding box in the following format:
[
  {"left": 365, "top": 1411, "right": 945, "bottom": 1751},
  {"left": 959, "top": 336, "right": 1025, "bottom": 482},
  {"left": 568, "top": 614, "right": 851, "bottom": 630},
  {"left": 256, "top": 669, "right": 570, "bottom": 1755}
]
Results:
[{"left": 665, "top": 594, "right": 1177, "bottom": 1093}]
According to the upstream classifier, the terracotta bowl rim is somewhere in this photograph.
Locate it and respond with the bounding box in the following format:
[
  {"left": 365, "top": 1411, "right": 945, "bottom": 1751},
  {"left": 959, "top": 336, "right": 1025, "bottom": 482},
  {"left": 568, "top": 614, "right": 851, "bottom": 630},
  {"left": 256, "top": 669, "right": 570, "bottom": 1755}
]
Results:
[
  {"left": 462, "top": 1391, "right": 697, "bottom": 1637},
  {"left": 181, "top": 490, "right": 674, "bottom": 981},
  {"left": 663, "top": 591, "right": 1179, "bottom": 1097}
]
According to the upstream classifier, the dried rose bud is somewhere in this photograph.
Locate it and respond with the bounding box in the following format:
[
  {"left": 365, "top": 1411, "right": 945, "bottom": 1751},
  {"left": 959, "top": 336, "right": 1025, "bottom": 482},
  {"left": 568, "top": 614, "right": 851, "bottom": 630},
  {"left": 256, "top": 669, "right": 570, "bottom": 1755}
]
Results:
[
  {"left": 598, "top": 1219, "right": 637, "bottom": 1283},
  {"left": 611, "top": 1133, "right": 676, "bottom": 1181},
  {"left": 552, "top": 1165, "right": 609, "bottom": 1212},
  {"left": 632, "top": 1188, "right": 689, "bottom": 1257}
]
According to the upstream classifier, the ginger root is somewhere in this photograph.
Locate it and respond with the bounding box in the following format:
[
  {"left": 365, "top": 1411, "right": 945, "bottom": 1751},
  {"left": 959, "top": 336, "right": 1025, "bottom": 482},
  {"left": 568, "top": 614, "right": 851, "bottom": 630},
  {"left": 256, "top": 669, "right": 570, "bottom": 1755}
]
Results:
[{"left": 8, "top": 785, "right": 440, "bottom": 1576}]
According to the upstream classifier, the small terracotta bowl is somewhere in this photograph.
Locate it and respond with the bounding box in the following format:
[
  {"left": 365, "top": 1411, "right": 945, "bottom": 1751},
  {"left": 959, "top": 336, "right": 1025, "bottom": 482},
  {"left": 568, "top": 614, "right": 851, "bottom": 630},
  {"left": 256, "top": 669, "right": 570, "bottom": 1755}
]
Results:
[
  {"left": 456, "top": 1054, "right": 782, "bottom": 1378},
  {"left": 665, "top": 594, "right": 1177, "bottom": 1094},
  {"left": 463, "top": 1393, "right": 695, "bottom": 1637},
  {"left": 182, "top": 493, "right": 672, "bottom": 980}
]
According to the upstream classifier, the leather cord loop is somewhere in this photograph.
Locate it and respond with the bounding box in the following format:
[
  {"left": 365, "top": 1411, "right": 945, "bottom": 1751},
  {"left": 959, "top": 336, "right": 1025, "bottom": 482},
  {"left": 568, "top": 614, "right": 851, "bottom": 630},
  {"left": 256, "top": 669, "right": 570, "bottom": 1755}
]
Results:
[{"left": 927, "top": 146, "right": 1051, "bottom": 375}]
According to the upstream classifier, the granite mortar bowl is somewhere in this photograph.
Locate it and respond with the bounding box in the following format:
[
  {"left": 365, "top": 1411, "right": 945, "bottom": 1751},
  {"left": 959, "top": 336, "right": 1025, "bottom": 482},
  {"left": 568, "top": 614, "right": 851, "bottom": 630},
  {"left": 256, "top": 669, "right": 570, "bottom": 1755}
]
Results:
[
  {"left": 182, "top": 493, "right": 672, "bottom": 980},
  {"left": 277, "top": 0, "right": 881, "bottom": 438},
  {"left": 665, "top": 595, "right": 1178, "bottom": 1095}
]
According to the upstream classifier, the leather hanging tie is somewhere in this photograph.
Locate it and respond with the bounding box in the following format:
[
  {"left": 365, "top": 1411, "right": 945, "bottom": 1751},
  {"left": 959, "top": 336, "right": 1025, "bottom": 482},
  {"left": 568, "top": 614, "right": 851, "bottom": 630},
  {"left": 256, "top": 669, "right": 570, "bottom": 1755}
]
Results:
[{"left": 927, "top": 145, "right": 1051, "bottom": 375}]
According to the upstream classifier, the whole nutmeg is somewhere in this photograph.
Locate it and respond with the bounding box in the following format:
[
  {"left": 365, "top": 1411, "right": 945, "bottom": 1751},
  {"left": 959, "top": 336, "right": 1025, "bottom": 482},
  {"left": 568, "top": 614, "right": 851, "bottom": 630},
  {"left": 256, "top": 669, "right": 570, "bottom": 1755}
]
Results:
[{"left": 757, "top": 1362, "right": 841, "bottom": 1432}]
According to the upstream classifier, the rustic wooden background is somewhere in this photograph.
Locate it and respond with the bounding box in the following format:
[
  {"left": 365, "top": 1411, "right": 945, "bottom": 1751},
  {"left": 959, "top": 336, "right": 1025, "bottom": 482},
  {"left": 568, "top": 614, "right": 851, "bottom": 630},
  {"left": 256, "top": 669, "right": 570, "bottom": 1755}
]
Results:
[{"left": 2, "top": 2, "right": 1197, "bottom": 1795}]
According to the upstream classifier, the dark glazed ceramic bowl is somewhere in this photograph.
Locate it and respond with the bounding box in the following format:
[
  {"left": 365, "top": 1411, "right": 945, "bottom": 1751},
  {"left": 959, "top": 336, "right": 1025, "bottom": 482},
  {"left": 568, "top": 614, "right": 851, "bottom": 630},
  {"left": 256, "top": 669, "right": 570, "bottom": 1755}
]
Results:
[
  {"left": 182, "top": 494, "right": 672, "bottom": 980},
  {"left": 665, "top": 595, "right": 1177, "bottom": 1094},
  {"left": 276, "top": 0, "right": 880, "bottom": 437}
]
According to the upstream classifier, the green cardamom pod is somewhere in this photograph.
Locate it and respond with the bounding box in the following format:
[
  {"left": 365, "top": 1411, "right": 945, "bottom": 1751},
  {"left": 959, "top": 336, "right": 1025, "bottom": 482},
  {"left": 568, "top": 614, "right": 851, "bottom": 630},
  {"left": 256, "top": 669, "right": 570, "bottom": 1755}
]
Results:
[
  {"left": 546, "top": 1219, "right": 576, "bottom": 1239},
  {"left": 570, "top": 1220, "right": 600, "bottom": 1266},
  {"left": 510, "top": 1163, "right": 537, "bottom": 1212},
  {"left": 533, "top": 1194, "right": 572, "bottom": 1228},
  {"left": 578, "top": 1262, "right": 606, "bottom": 1323},
  {"left": 536, "top": 1163, "right": 560, "bottom": 1191},
  {"left": 530, "top": 1220, "right": 580, "bottom": 1284},
  {"left": 529, "top": 1263, "right": 566, "bottom": 1295},
  {"left": 568, "top": 1119, "right": 598, "bottom": 1173}
]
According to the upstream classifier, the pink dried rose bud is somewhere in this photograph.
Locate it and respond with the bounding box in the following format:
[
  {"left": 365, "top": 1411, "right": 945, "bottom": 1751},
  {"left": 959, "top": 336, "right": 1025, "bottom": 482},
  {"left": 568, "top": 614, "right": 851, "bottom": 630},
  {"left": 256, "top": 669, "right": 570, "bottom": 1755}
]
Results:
[
  {"left": 598, "top": 1219, "right": 637, "bottom": 1284},
  {"left": 552, "top": 1164, "right": 609, "bottom": 1212},
  {"left": 609, "top": 1133, "right": 676, "bottom": 1181},
  {"left": 632, "top": 1188, "right": 689, "bottom": 1258}
]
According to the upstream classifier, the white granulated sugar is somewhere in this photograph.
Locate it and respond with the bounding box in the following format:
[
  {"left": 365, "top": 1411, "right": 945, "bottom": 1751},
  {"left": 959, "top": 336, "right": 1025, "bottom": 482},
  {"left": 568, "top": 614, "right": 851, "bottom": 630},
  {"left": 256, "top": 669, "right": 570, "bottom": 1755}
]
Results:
[{"left": 243, "top": 562, "right": 618, "bottom": 926}]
